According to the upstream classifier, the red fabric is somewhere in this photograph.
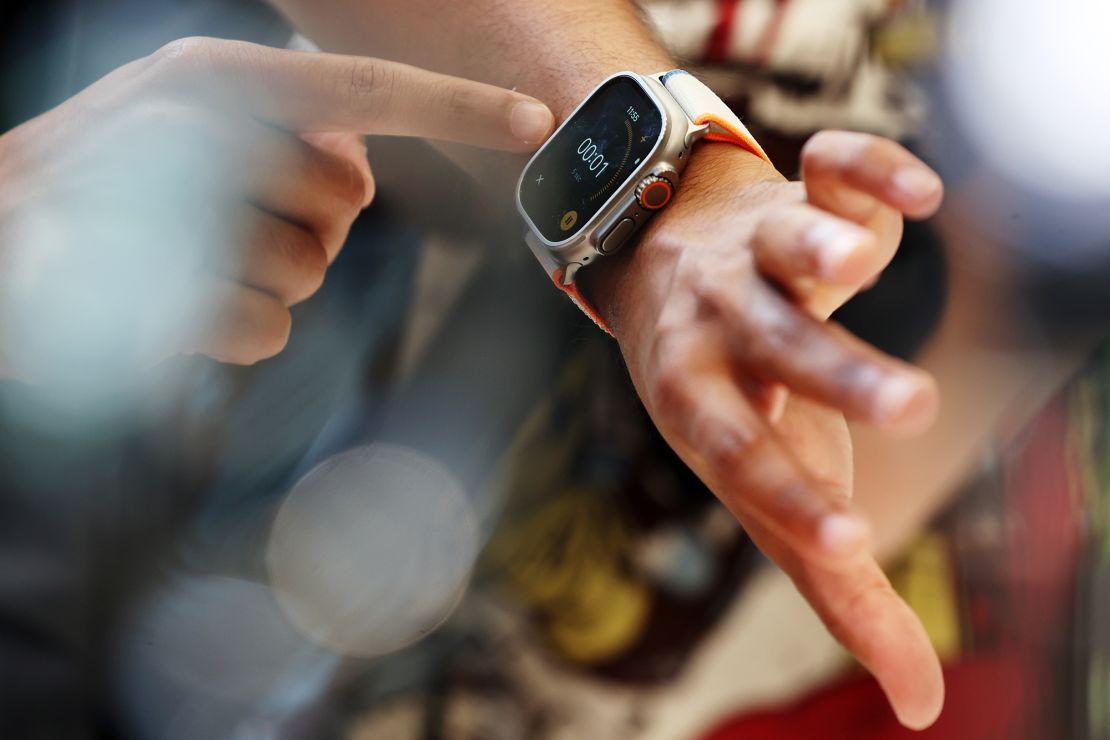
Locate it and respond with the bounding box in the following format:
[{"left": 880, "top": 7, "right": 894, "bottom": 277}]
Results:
[
  {"left": 1002, "top": 398, "right": 1083, "bottom": 637},
  {"left": 703, "top": 0, "right": 790, "bottom": 67},
  {"left": 752, "top": 0, "right": 790, "bottom": 66},
  {"left": 702, "top": 656, "right": 1033, "bottom": 740},
  {"left": 706, "top": 0, "right": 742, "bottom": 65}
]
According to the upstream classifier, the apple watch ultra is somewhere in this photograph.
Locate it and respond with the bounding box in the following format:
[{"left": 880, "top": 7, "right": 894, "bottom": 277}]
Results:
[{"left": 516, "top": 70, "right": 773, "bottom": 335}]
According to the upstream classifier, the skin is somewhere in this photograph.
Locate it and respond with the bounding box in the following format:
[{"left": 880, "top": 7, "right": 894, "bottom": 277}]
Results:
[
  {"left": 268, "top": 0, "right": 947, "bottom": 728},
  {"left": 0, "top": 39, "right": 555, "bottom": 381},
  {"left": 0, "top": 5, "right": 950, "bottom": 728}
]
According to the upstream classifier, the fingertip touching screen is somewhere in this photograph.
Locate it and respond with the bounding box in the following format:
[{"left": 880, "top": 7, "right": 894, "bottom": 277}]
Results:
[{"left": 519, "top": 75, "right": 664, "bottom": 245}]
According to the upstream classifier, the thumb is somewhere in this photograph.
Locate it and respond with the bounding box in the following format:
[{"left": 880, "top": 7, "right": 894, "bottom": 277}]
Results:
[{"left": 156, "top": 39, "right": 554, "bottom": 151}]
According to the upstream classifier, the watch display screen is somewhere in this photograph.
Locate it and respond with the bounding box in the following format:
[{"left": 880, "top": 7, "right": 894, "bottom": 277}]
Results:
[{"left": 519, "top": 75, "right": 664, "bottom": 244}]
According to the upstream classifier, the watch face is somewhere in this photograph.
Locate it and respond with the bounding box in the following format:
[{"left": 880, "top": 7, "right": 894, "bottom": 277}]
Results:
[{"left": 519, "top": 75, "right": 665, "bottom": 245}]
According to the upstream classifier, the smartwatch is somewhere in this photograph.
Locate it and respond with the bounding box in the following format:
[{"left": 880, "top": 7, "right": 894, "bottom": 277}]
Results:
[{"left": 516, "top": 70, "right": 772, "bottom": 334}]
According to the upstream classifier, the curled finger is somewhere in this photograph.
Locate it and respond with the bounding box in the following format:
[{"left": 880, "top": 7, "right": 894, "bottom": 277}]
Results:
[
  {"left": 753, "top": 202, "right": 885, "bottom": 297},
  {"left": 185, "top": 279, "right": 293, "bottom": 365},
  {"left": 241, "top": 121, "right": 367, "bottom": 262},
  {"left": 647, "top": 352, "right": 870, "bottom": 562},
  {"left": 803, "top": 130, "right": 944, "bottom": 222},
  {"left": 728, "top": 284, "right": 939, "bottom": 435},
  {"left": 214, "top": 206, "right": 329, "bottom": 307}
]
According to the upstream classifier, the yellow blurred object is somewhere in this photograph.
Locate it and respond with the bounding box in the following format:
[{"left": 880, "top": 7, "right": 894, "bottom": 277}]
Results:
[
  {"left": 889, "top": 531, "right": 961, "bottom": 661},
  {"left": 486, "top": 488, "right": 651, "bottom": 665},
  {"left": 479, "top": 349, "right": 653, "bottom": 665},
  {"left": 874, "top": 7, "right": 940, "bottom": 67}
]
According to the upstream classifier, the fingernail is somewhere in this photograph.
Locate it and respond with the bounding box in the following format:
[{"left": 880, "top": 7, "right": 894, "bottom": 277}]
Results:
[
  {"left": 892, "top": 167, "right": 942, "bottom": 202},
  {"left": 510, "top": 101, "right": 554, "bottom": 146},
  {"left": 805, "top": 219, "right": 863, "bottom": 279},
  {"left": 897, "top": 700, "right": 945, "bottom": 732},
  {"left": 819, "top": 513, "right": 870, "bottom": 556},
  {"left": 874, "top": 374, "right": 934, "bottom": 431}
]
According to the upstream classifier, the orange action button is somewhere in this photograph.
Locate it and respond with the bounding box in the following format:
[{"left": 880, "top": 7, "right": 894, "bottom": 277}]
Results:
[{"left": 638, "top": 178, "right": 673, "bottom": 210}]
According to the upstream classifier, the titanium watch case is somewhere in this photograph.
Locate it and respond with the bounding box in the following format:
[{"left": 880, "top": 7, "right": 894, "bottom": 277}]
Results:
[{"left": 515, "top": 72, "right": 710, "bottom": 285}]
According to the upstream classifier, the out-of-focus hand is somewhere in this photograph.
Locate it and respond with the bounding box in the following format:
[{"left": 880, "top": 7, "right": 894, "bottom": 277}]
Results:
[
  {"left": 0, "top": 37, "right": 553, "bottom": 382},
  {"left": 589, "top": 131, "right": 946, "bottom": 729}
]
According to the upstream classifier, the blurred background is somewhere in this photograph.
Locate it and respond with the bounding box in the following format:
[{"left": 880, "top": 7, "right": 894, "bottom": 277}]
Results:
[{"left": 2, "top": 0, "right": 1110, "bottom": 738}]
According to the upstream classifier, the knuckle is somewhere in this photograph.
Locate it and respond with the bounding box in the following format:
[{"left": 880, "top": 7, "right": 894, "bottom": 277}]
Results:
[
  {"left": 362, "top": 168, "right": 377, "bottom": 207},
  {"left": 316, "top": 224, "right": 349, "bottom": 264},
  {"left": 847, "top": 135, "right": 885, "bottom": 174},
  {"left": 294, "top": 239, "right": 329, "bottom": 302},
  {"left": 800, "top": 131, "right": 835, "bottom": 173},
  {"left": 443, "top": 81, "right": 481, "bottom": 118},
  {"left": 671, "top": 257, "right": 705, "bottom": 294},
  {"left": 832, "top": 358, "right": 885, "bottom": 410},
  {"left": 651, "top": 360, "right": 690, "bottom": 420},
  {"left": 792, "top": 212, "right": 843, "bottom": 270},
  {"left": 751, "top": 213, "right": 784, "bottom": 258},
  {"left": 152, "top": 37, "right": 207, "bottom": 62},
  {"left": 234, "top": 294, "right": 293, "bottom": 363},
  {"left": 803, "top": 130, "right": 874, "bottom": 176},
  {"left": 148, "top": 37, "right": 220, "bottom": 76},
  {"left": 771, "top": 481, "right": 816, "bottom": 520},
  {"left": 126, "top": 100, "right": 226, "bottom": 160},
  {"left": 133, "top": 98, "right": 194, "bottom": 130},
  {"left": 746, "top": 303, "right": 807, "bottom": 365},
  {"left": 302, "top": 148, "right": 367, "bottom": 216},
  {"left": 678, "top": 250, "right": 757, "bottom": 318},
  {"left": 646, "top": 328, "right": 700, "bottom": 418},
  {"left": 826, "top": 580, "right": 898, "bottom": 640},
  {"left": 699, "top": 278, "right": 742, "bottom": 321},
  {"left": 346, "top": 58, "right": 397, "bottom": 122},
  {"left": 675, "top": 259, "right": 726, "bottom": 316},
  {"left": 338, "top": 160, "right": 368, "bottom": 211},
  {"left": 255, "top": 307, "right": 293, "bottom": 360},
  {"left": 703, "top": 422, "right": 762, "bottom": 474}
]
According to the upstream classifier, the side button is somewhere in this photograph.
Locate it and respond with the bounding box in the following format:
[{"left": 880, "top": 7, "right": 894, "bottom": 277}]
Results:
[{"left": 599, "top": 218, "right": 637, "bottom": 255}]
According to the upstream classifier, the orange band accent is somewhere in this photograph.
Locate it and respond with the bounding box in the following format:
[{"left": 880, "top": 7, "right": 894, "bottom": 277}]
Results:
[
  {"left": 553, "top": 268, "right": 614, "bottom": 336},
  {"left": 694, "top": 113, "right": 773, "bottom": 165}
]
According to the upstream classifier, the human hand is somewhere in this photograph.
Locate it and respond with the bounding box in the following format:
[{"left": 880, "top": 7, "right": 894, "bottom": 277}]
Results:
[
  {"left": 586, "top": 131, "right": 946, "bottom": 728},
  {"left": 0, "top": 38, "right": 553, "bottom": 382}
]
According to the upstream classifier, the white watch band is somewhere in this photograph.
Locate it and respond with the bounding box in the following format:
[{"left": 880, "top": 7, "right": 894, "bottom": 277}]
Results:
[{"left": 657, "top": 70, "right": 772, "bottom": 164}]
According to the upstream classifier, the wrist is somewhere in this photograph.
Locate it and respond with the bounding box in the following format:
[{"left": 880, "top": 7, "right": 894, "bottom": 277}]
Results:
[{"left": 580, "top": 144, "right": 783, "bottom": 335}]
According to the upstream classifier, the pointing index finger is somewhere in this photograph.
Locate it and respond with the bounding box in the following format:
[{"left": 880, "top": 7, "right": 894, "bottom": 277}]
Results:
[{"left": 153, "top": 38, "right": 554, "bottom": 152}]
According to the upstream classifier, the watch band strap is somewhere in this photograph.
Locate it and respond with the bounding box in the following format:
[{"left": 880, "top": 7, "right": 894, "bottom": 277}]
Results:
[
  {"left": 553, "top": 267, "right": 614, "bottom": 337},
  {"left": 524, "top": 230, "right": 616, "bottom": 335},
  {"left": 658, "top": 69, "right": 773, "bottom": 165}
]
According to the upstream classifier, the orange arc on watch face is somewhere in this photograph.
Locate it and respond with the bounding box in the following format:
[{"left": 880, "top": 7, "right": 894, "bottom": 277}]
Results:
[{"left": 640, "top": 180, "right": 673, "bottom": 210}]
